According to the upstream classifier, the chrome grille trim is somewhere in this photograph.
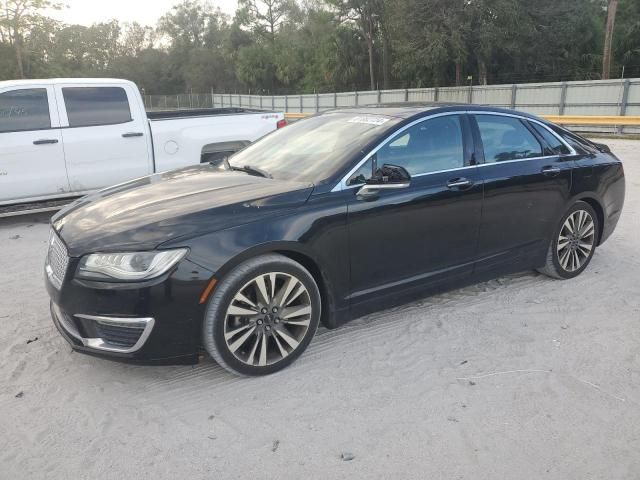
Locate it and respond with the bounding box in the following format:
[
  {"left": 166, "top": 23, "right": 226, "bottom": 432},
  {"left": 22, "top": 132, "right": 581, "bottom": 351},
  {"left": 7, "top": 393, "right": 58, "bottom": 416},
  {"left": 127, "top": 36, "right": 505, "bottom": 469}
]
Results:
[
  {"left": 46, "top": 230, "right": 69, "bottom": 289},
  {"left": 75, "top": 315, "right": 155, "bottom": 353}
]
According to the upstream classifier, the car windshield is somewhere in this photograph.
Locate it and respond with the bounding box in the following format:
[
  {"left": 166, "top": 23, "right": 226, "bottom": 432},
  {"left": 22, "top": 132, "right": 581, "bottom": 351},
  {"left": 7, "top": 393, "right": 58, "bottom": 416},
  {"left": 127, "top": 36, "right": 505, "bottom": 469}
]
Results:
[{"left": 228, "top": 112, "right": 400, "bottom": 183}]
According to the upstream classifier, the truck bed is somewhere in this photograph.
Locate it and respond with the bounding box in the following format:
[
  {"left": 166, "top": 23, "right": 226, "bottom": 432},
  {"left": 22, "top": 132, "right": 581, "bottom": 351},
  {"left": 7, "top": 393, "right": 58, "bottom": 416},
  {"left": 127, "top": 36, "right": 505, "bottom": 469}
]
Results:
[{"left": 147, "top": 108, "right": 274, "bottom": 121}]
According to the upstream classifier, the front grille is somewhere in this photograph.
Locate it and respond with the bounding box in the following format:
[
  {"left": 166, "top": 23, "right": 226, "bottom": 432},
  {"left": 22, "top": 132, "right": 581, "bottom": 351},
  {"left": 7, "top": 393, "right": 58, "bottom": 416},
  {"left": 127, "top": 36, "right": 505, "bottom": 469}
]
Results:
[
  {"left": 46, "top": 230, "right": 69, "bottom": 289},
  {"left": 94, "top": 323, "right": 145, "bottom": 348}
]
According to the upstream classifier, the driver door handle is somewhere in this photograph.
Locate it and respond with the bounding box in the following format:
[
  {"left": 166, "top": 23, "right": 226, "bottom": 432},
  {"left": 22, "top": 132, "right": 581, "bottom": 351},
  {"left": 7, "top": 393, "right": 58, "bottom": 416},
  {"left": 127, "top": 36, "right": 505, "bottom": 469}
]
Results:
[
  {"left": 33, "top": 139, "right": 59, "bottom": 145},
  {"left": 447, "top": 178, "right": 473, "bottom": 189},
  {"left": 122, "top": 132, "right": 144, "bottom": 138}
]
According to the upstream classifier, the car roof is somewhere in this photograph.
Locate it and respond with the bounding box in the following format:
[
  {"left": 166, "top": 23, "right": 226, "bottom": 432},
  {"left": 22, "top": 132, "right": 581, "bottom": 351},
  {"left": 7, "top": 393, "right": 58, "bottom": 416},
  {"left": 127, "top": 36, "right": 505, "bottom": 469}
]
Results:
[
  {"left": 327, "top": 102, "right": 543, "bottom": 122},
  {"left": 0, "top": 78, "right": 136, "bottom": 88}
]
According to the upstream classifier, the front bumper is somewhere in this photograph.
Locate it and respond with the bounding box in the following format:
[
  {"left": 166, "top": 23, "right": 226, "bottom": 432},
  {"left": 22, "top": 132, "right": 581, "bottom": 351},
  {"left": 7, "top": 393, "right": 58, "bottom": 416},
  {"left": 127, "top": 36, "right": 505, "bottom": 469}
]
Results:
[{"left": 46, "top": 252, "right": 214, "bottom": 365}]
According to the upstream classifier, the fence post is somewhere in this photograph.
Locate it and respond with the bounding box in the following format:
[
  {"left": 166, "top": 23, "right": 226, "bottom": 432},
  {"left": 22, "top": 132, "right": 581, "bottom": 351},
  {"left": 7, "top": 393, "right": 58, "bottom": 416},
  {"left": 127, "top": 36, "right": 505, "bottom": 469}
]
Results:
[
  {"left": 334, "top": 92, "right": 337, "bottom": 108},
  {"left": 510, "top": 84, "right": 518, "bottom": 109},
  {"left": 559, "top": 82, "right": 568, "bottom": 115},
  {"left": 177, "top": 95, "right": 180, "bottom": 109},
  {"left": 285, "top": 95, "right": 288, "bottom": 113},
  {"left": 260, "top": 95, "right": 263, "bottom": 109},
  {"left": 434, "top": 87, "right": 439, "bottom": 102},
  {"left": 404, "top": 88, "right": 409, "bottom": 102},
  {"left": 355, "top": 91, "right": 359, "bottom": 106},
  {"left": 468, "top": 85, "right": 473, "bottom": 104},
  {"left": 316, "top": 92, "right": 320, "bottom": 112},
  {"left": 300, "top": 94, "right": 303, "bottom": 113},
  {"left": 618, "top": 78, "right": 631, "bottom": 134},
  {"left": 229, "top": 93, "right": 232, "bottom": 108},
  {"left": 272, "top": 95, "right": 275, "bottom": 110},
  {"left": 377, "top": 89, "right": 381, "bottom": 104}
]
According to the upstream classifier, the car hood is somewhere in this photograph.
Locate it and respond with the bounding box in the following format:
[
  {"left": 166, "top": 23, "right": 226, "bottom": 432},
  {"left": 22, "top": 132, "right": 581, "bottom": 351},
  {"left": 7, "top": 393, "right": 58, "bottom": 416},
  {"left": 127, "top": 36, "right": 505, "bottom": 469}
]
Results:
[{"left": 53, "top": 165, "right": 314, "bottom": 256}]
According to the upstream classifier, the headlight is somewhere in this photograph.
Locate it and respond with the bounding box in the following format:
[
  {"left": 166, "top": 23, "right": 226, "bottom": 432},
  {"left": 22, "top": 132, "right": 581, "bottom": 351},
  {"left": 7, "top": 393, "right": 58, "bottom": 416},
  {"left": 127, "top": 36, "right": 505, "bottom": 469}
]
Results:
[{"left": 76, "top": 249, "right": 188, "bottom": 281}]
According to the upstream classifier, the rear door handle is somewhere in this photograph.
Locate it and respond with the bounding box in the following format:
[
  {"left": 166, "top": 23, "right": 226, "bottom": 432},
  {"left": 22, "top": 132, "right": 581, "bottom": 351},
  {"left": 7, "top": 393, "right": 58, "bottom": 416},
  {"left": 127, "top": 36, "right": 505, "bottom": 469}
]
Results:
[
  {"left": 33, "top": 139, "right": 59, "bottom": 145},
  {"left": 122, "top": 132, "right": 144, "bottom": 138},
  {"left": 541, "top": 166, "right": 561, "bottom": 176},
  {"left": 447, "top": 178, "right": 473, "bottom": 189}
]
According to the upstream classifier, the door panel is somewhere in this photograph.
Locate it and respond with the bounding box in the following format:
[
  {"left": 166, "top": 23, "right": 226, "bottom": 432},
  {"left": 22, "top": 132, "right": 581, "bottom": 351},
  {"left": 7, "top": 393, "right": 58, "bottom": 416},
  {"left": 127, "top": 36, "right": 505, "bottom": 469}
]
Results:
[
  {"left": 347, "top": 168, "right": 483, "bottom": 302},
  {"left": 0, "top": 86, "right": 69, "bottom": 203},
  {"left": 472, "top": 114, "right": 575, "bottom": 272},
  {"left": 346, "top": 114, "right": 483, "bottom": 304},
  {"left": 55, "top": 84, "right": 152, "bottom": 192}
]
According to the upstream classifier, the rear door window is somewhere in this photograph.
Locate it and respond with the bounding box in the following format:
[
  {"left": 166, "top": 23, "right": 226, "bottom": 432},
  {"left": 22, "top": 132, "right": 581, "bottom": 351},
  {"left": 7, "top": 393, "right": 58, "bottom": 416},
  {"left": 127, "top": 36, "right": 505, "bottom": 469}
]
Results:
[
  {"left": 529, "top": 122, "right": 571, "bottom": 155},
  {"left": 475, "top": 115, "right": 543, "bottom": 163},
  {"left": 0, "top": 88, "right": 51, "bottom": 133},
  {"left": 62, "top": 87, "right": 132, "bottom": 127},
  {"left": 548, "top": 124, "right": 599, "bottom": 154}
]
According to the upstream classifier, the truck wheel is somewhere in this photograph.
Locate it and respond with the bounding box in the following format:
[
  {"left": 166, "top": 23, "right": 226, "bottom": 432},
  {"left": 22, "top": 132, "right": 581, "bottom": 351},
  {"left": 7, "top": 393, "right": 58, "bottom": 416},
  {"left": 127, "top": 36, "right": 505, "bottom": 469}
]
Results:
[
  {"left": 538, "top": 201, "right": 599, "bottom": 280},
  {"left": 202, "top": 254, "right": 321, "bottom": 376}
]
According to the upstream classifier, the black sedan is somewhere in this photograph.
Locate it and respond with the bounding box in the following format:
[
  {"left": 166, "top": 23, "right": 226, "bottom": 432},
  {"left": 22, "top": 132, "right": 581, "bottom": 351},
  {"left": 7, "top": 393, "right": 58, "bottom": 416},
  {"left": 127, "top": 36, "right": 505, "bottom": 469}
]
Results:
[{"left": 45, "top": 105, "right": 626, "bottom": 375}]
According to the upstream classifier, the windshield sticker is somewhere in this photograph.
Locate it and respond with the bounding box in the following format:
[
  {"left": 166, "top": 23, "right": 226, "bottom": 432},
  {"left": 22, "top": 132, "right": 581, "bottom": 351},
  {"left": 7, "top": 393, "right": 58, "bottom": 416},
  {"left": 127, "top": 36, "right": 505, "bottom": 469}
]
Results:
[{"left": 348, "top": 116, "right": 390, "bottom": 126}]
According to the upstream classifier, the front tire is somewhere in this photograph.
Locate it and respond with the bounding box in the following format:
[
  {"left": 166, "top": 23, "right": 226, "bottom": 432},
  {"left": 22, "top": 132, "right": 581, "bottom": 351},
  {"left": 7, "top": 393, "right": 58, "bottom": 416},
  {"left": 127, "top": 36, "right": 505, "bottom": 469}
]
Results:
[
  {"left": 203, "top": 254, "right": 321, "bottom": 376},
  {"left": 539, "top": 201, "right": 599, "bottom": 280}
]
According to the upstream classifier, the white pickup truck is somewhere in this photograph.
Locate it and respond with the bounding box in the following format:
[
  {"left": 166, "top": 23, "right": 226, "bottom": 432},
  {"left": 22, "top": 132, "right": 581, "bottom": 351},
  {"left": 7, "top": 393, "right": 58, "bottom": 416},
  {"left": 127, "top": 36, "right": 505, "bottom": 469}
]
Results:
[{"left": 0, "top": 78, "right": 285, "bottom": 215}]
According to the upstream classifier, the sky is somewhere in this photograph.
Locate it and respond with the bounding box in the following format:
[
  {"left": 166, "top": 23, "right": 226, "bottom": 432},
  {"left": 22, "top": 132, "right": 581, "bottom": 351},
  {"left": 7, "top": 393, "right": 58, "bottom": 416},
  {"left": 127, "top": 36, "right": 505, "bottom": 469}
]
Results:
[{"left": 49, "top": 0, "right": 239, "bottom": 27}]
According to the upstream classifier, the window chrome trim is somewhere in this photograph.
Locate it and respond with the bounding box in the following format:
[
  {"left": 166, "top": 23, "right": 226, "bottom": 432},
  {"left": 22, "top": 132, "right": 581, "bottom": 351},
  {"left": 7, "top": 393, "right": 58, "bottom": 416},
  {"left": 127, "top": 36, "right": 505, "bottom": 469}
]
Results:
[
  {"left": 331, "top": 110, "right": 577, "bottom": 192},
  {"left": 471, "top": 111, "right": 577, "bottom": 157}
]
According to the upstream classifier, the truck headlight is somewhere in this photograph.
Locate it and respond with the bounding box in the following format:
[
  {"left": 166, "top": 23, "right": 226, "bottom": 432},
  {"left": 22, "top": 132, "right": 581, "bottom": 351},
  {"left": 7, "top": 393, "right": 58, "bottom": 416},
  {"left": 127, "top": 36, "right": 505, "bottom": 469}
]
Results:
[{"left": 76, "top": 249, "right": 188, "bottom": 281}]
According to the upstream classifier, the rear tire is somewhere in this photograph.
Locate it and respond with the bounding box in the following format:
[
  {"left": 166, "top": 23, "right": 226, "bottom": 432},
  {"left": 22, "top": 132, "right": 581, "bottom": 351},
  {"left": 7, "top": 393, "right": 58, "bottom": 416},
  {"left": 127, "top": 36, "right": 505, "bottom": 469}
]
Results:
[
  {"left": 202, "top": 254, "right": 321, "bottom": 376},
  {"left": 538, "top": 201, "right": 599, "bottom": 280}
]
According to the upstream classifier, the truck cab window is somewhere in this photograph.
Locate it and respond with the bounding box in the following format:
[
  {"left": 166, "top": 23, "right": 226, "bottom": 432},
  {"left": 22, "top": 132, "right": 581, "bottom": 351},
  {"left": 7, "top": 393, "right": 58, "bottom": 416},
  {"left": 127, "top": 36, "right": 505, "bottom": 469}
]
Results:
[
  {"left": 0, "top": 89, "right": 51, "bottom": 133},
  {"left": 63, "top": 87, "right": 132, "bottom": 127}
]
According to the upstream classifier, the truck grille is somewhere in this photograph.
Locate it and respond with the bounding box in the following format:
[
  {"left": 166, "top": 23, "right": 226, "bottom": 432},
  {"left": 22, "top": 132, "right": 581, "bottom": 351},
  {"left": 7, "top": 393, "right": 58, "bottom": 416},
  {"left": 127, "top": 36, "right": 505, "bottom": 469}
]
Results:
[{"left": 46, "top": 230, "right": 69, "bottom": 289}]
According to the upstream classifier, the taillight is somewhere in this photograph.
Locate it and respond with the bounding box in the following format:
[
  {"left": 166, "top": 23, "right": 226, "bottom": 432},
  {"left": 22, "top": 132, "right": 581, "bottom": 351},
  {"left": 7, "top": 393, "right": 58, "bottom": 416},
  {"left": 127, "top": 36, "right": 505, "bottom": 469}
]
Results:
[{"left": 277, "top": 119, "right": 287, "bottom": 129}]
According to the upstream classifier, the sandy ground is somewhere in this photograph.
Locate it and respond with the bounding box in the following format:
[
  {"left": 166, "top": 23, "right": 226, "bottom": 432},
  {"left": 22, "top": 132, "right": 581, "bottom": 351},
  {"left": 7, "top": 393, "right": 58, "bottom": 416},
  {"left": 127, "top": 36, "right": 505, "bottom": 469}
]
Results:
[{"left": 1, "top": 139, "right": 639, "bottom": 480}]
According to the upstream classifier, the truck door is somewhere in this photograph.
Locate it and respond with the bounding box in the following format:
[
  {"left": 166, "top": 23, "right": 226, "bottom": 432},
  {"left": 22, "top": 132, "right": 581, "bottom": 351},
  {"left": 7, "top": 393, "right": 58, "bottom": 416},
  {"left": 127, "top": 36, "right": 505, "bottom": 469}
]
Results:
[
  {"left": 54, "top": 83, "right": 152, "bottom": 192},
  {"left": 0, "top": 85, "right": 69, "bottom": 203}
]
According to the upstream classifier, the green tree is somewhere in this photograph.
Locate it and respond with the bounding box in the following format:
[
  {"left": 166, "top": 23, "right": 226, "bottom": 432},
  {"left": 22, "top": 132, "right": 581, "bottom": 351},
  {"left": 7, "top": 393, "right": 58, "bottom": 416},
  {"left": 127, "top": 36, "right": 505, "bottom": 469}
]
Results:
[
  {"left": 328, "top": 0, "right": 384, "bottom": 90},
  {"left": 0, "top": 0, "right": 61, "bottom": 77}
]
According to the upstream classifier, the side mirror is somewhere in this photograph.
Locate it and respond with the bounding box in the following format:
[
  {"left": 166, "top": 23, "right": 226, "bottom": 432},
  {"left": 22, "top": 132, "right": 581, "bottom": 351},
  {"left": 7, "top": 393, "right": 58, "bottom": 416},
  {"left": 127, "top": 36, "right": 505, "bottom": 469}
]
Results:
[{"left": 357, "top": 164, "right": 411, "bottom": 200}]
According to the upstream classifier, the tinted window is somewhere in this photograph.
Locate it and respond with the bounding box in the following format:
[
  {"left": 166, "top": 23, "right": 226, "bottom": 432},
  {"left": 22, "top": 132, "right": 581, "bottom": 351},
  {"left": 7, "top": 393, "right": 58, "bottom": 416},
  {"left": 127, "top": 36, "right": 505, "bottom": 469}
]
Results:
[
  {"left": 476, "top": 115, "right": 543, "bottom": 163},
  {"left": 0, "top": 89, "right": 50, "bottom": 133},
  {"left": 347, "top": 158, "right": 374, "bottom": 186},
  {"left": 63, "top": 87, "right": 132, "bottom": 127},
  {"left": 529, "top": 122, "right": 570, "bottom": 155},
  {"left": 375, "top": 115, "right": 465, "bottom": 176},
  {"left": 548, "top": 124, "right": 599, "bottom": 155}
]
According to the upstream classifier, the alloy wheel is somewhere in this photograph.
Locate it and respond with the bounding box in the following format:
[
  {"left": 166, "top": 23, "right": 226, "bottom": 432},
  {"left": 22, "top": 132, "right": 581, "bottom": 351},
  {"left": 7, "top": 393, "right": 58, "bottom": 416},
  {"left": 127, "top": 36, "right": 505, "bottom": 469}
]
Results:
[
  {"left": 223, "top": 272, "right": 313, "bottom": 367},
  {"left": 556, "top": 209, "right": 596, "bottom": 272}
]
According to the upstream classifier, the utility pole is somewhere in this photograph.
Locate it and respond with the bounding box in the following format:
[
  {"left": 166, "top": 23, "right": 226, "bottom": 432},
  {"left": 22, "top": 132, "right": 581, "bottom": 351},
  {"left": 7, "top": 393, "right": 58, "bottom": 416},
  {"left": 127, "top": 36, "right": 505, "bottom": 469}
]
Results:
[{"left": 602, "top": 0, "right": 619, "bottom": 80}]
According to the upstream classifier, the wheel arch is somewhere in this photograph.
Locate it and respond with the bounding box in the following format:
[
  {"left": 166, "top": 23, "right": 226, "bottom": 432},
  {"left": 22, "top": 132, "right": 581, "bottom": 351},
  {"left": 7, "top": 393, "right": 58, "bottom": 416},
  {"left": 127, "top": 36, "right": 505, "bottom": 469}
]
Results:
[
  {"left": 212, "top": 241, "right": 338, "bottom": 329},
  {"left": 571, "top": 193, "right": 605, "bottom": 245},
  {"left": 199, "top": 140, "right": 251, "bottom": 163}
]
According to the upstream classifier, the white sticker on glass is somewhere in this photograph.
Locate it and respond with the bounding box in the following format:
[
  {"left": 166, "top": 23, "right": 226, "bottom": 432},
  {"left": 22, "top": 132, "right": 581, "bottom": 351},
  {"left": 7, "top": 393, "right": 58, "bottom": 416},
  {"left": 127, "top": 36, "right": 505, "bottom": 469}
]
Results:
[{"left": 348, "top": 116, "right": 390, "bottom": 126}]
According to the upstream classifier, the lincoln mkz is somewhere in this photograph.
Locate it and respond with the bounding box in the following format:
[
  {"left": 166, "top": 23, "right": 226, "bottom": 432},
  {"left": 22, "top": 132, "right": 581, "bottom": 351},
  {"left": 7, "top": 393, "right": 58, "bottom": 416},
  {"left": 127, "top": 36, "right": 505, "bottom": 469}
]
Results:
[{"left": 45, "top": 105, "right": 625, "bottom": 375}]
